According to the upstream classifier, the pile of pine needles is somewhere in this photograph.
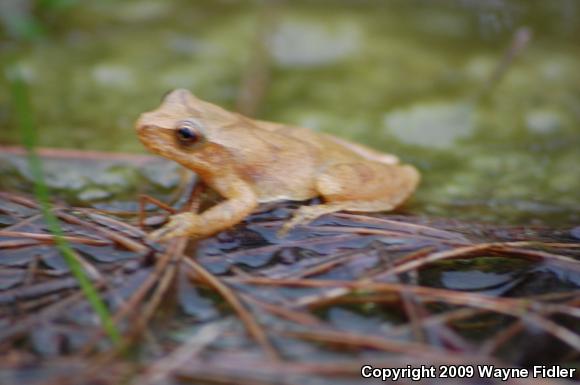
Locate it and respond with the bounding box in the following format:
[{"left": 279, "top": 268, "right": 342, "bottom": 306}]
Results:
[{"left": 0, "top": 188, "right": 578, "bottom": 385}]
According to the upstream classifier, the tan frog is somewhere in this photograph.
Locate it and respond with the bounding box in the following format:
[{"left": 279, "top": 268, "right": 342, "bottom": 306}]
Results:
[{"left": 136, "top": 89, "right": 420, "bottom": 241}]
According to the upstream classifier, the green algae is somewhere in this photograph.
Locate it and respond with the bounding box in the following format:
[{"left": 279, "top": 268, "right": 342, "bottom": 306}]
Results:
[{"left": 0, "top": 0, "right": 578, "bottom": 225}]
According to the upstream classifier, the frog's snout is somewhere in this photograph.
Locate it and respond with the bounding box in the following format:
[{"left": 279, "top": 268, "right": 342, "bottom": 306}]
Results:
[
  {"left": 136, "top": 123, "right": 153, "bottom": 134},
  {"left": 135, "top": 124, "right": 156, "bottom": 145}
]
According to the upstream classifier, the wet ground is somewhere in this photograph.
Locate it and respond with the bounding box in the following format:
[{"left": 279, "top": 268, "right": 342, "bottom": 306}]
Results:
[
  {"left": 0, "top": 183, "right": 579, "bottom": 384},
  {"left": 0, "top": 1, "right": 579, "bottom": 384}
]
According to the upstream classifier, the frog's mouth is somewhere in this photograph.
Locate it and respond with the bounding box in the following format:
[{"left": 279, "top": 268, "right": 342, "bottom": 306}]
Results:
[{"left": 136, "top": 124, "right": 175, "bottom": 157}]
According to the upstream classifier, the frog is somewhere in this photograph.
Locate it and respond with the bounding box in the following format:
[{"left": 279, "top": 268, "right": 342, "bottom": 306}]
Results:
[{"left": 136, "top": 89, "right": 420, "bottom": 241}]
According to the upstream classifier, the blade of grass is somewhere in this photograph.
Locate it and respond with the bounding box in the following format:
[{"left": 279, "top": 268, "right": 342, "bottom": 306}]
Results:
[{"left": 8, "top": 67, "right": 121, "bottom": 345}]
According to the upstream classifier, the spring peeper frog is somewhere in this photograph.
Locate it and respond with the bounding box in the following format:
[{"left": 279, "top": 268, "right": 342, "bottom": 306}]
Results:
[{"left": 136, "top": 89, "right": 420, "bottom": 241}]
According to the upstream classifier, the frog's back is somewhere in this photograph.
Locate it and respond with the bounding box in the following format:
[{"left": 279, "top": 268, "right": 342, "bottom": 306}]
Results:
[
  {"left": 255, "top": 119, "right": 398, "bottom": 165},
  {"left": 216, "top": 117, "right": 402, "bottom": 202},
  {"left": 213, "top": 123, "right": 322, "bottom": 202}
]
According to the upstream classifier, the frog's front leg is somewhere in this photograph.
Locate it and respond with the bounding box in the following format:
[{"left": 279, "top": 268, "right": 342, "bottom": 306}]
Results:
[{"left": 149, "top": 178, "right": 257, "bottom": 241}]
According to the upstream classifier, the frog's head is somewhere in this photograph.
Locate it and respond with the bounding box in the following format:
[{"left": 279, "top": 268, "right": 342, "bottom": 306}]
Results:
[{"left": 136, "top": 89, "right": 235, "bottom": 174}]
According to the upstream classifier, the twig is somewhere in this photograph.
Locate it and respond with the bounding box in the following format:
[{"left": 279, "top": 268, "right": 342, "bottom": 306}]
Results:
[
  {"left": 57, "top": 211, "right": 149, "bottom": 254},
  {"left": 136, "top": 320, "right": 231, "bottom": 385},
  {"left": 375, "top": 242, "right": 580, "bottom": 280},
  {"left": 138, "top": 195, "right": 176, "bottom": 229},
  {"left": 0, "top": 230, "right": 110, "bottom": 246},
  {"left": 183, "top": 257, "right": 280, "bottom": 361},
  {"left": 228, "top": 277, "right": 580, "bottom": 350},
  {"left": 242, "top": 294, "right": 323, "bottom": 327},
  {"left": 334, "top": 213, "right": 470, "bottom": 242},
  {"left": 278, "top": 328, "right": 495, "bottom": 365},
  {"left": 478, "top": 27, "right": 532, "bottom": 100},
  {"left": 78, "top": 242, "right": 177, "bottom": 355}
]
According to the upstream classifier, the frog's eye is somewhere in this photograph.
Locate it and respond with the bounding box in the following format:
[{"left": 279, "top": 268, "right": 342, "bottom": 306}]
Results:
[{"left": 175, "top": 120, "right": 203, "bottom": 147}]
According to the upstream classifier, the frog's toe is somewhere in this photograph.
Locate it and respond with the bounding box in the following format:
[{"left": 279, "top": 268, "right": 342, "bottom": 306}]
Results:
[
  {"left": 148, "top": 226, "right": 177, "bottom": 241},
  {"left": 148, "top": 212, "right": 198, "bottom": 241},
  {"left": 277, "top": 206, "right": 327, "bottom": 237}
]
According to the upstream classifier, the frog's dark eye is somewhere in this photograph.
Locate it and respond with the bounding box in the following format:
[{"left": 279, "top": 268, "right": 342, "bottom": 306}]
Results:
[
  {"left": 175, "top": 120, "right": 203, "bottom": 147},
  {"left": 177, "top": 127, "right": 197, "bottom": 142}
]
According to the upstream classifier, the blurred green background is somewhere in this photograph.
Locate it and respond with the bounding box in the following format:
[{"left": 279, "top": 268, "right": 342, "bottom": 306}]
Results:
[{"left": 1, "top": 0, "right": 579, "bottom": 224}]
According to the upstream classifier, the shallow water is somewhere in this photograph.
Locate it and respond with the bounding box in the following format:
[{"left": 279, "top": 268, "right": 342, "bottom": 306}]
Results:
[{"left": 0, "top": 0, "right": 579, "bottom": 225}]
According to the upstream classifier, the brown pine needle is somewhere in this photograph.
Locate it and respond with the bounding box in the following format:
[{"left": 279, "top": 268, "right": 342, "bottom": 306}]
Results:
[
  {"left": 0, "top": 230, "right": 111, "bottom": 246},
  {"left": 183, "top": 256, "right": 280, "bottom": 361}
]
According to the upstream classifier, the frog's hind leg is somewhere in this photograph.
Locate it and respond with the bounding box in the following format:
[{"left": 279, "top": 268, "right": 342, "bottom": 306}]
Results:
[{"left": 279, "top": 162, "right": 420, "bottom": 236}]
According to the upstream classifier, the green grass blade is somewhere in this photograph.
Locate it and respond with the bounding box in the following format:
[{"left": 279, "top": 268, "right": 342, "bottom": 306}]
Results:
[{"left": 8, "top": 68, "right": 122, "bottom": 346}]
